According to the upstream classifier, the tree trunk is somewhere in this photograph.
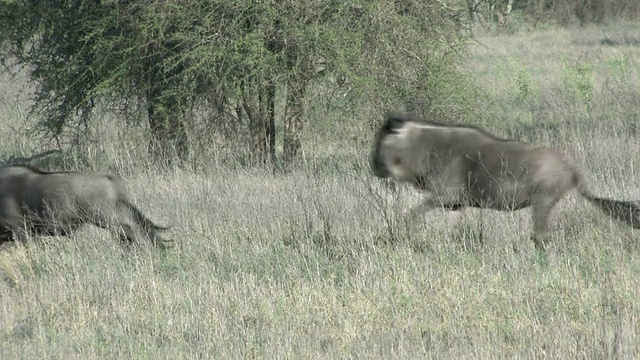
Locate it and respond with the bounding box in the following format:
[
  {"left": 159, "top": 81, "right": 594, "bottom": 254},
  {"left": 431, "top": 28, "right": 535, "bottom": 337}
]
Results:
[
  {"left": 146, "top": 84, "right": 189, "bottom": 165},
  {"left": 143, "top": 42, "right": 189, "bottom": 166},
  {"left": 265, "top": 80, "right": 276, "bottom": 164},
  {"left": 243, "top": 76, "right": 276, "bottom": 166},
  {"left": 283, "top": 79, "right": 306, "bottom": 164}
]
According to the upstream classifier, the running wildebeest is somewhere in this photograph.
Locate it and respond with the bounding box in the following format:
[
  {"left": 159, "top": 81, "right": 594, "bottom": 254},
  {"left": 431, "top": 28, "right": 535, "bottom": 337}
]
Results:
[
  {"left": 0, "top": 165, "right": 172, "bottom": 248},
  {"left": 370, "top": 112, "right": 640, "bottom": 250}
]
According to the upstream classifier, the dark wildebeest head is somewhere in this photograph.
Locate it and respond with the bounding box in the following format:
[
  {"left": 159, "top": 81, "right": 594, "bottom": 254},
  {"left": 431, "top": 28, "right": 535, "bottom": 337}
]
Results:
[
  {"left": 0, "top": 165, "right": 172, "bottom": 249},
  {"left": 370, "top": 112, "right": 640, "bottom": 250}
]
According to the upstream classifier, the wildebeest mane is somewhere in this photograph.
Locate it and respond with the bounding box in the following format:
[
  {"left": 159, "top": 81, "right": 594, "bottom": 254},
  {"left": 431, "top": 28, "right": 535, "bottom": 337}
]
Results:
[{"left": 383, "top": 111, "right": 512, "bottom": 143}]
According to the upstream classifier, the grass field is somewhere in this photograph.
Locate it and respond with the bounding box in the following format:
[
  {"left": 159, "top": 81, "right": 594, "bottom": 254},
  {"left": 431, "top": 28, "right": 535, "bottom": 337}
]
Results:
[{"left": 1, "top": 24, "right": 640, "bottom": 359}]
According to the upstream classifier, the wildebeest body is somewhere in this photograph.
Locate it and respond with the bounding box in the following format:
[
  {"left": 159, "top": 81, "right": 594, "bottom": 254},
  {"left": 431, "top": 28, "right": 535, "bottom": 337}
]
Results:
[
  {"left": 370, "top": 112, "right": 640, "bottom": 250},
  {"left": 0, "top": 165, "right": 171, "bottom": 247}
]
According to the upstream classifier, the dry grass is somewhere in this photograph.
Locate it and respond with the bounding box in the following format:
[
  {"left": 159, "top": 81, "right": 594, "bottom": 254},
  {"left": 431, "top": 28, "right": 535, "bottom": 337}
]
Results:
[{"left": 2, "top": 23, "right": 640, "bottom": 359}]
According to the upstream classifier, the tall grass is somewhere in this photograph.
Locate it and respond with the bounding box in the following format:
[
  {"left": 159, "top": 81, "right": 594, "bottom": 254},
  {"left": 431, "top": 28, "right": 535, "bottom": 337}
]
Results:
[{"left": 1, "top": 23, "right": 640, "bottom": 358}]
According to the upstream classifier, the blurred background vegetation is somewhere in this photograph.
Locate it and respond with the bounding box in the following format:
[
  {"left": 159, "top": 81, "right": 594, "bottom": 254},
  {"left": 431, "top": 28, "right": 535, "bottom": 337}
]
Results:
[{"left": 0, "top": 0, "right": 639, "bottom": 170}]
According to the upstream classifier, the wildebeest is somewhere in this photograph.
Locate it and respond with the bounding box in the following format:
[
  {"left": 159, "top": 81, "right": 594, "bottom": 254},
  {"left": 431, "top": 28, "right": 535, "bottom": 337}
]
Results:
[
  {"left": 0, "top": 165, "right": 172, "bottom": 248},
  {"left": 370, "top": 112, "right": 640, "bottom": 250}
]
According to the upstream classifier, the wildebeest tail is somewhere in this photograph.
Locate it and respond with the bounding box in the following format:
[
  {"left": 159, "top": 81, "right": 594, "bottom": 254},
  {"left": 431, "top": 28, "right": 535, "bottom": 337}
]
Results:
[
  {"left": 574, "top": 172, "right": 640, "bottom": 229},
  {"left": 583, "top": 195, "right": 640, "bottom": 229}
]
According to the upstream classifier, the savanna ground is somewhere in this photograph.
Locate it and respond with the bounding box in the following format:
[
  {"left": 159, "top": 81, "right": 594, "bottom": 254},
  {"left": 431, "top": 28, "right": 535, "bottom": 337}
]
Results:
[{"left": 2, "top": 23, "right": 640, "bottom": 359}]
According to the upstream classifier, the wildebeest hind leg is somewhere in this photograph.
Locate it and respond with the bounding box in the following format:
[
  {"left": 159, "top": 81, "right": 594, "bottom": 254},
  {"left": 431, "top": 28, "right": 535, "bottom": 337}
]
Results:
[{"left": 531, "top": 195, "right": 562, "bottom": 251}]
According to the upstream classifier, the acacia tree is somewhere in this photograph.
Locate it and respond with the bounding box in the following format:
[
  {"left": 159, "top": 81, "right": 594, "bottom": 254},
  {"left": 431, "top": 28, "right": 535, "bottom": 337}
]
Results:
[
  {"left": 0, "top": 1, "right": 195, "bottom": 164},
  {"left": 0, "top": 0, "right": 471, "bottom": 167},
  {"left": 209, "top": 0, "right": 472, "bottom": 164}
]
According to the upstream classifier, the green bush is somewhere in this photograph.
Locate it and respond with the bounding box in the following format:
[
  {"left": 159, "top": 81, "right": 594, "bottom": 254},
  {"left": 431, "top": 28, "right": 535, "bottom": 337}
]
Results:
[{"left": 0, "top": 1, "right": 475, "bottom": 167}]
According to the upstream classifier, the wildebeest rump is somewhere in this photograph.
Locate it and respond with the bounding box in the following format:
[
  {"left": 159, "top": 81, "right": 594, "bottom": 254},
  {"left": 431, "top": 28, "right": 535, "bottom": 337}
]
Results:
[
  {"left": 0, "top": 165, "right": 172, "bottom": 248},
  {"left": 370, "top": 112, "right": 640, "bottom": 250}
]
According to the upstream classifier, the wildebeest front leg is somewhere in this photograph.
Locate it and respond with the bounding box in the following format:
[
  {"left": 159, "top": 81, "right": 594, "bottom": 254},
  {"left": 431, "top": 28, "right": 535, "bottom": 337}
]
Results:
[
  {"left": 404, "top": 194, "right": 458, "bottom": 228},
  {"left": 0, "top": 218, "right": 33, "bottom": 245},
  {"left": 9, "top": 226, "right": 31, "bottom": 244},
  {"left": 89, "top": 210, "right": 141, "bottom": 247},
  {"left": 116, "top": 224, "right": 141, "bottom": 246},
  {"left": 0, "top": 226, "right": 14, "bottom": 246}
]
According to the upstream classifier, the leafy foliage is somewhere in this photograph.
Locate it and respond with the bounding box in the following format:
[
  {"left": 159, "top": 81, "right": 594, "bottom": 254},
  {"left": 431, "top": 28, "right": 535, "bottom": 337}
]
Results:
[{"left": 0, "top": 0, "right": 474, "bottom": 166}]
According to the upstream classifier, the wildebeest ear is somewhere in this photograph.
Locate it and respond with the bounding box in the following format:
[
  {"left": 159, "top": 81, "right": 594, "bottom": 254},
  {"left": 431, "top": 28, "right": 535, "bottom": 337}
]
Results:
[{"left": 383, "top": 112, "right": 409, "bottom": 134}]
